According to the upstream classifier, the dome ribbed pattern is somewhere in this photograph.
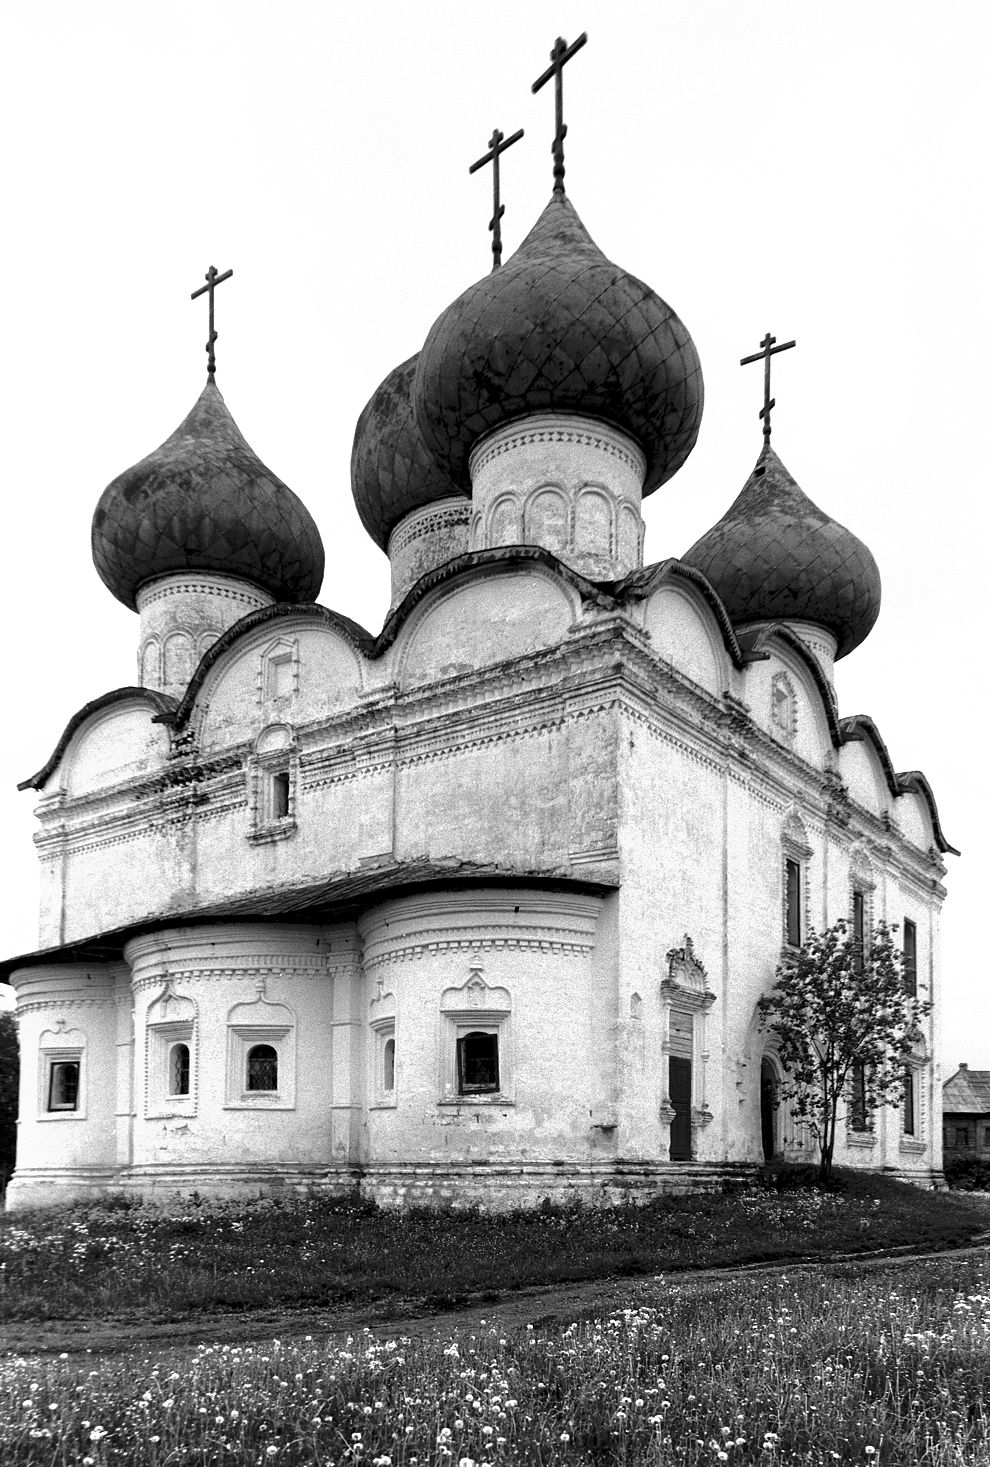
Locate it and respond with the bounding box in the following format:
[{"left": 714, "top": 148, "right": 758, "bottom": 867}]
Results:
[
  {"left": 413, "top": 193, "right": 703, "bottom": 492},
  {"left": 351, "top": 354, "right": 467, "bottom": 550},
  {"left": 92, "top": 379, "right": 325, "bottom": 609},
  {"left": 682, "top": 442, "right": 881, "bottom": 658}
]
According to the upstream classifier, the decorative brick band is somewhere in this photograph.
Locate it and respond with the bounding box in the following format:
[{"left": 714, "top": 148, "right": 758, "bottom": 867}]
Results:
[
  {"left": 388, "top": 499, "right": 471, "bottom": 558},
  {"left": 137, "top": 576, "right": 272, "bottom": 612},
  {"left": 362, "top": 935, "right": 596, "bottom": 972},
  {"left": 469, "top": 414, "right": 646, "bottom": 480}
]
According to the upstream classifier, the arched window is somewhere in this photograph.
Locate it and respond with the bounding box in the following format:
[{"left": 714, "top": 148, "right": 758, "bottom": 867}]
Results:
[
  {"left": 457, "top": 1031, "right": 499, "bottom": 1094},
  {"left": 383, "top": 1037, "right": 395, "bottom": 1093},
  {"left": 247, "top": 1043, "right": 279, "bottom": 1092},
  {"left": 169, "top": 1043, "right": 190, "bottom": 1097}
]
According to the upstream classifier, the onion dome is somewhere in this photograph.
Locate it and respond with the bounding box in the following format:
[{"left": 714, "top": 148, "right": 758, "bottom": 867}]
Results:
[
  {"left": 682, "top": 442, "right": 881, "bottom": 658},
  {"left": 351, "top": 354, "right": 467, "bottom": 550},
  {"left": 92, "top": 378, "right": 324, "bottom": 609},
  {"left": 413, "top": 193, "right": 703, "bottom": 491}
]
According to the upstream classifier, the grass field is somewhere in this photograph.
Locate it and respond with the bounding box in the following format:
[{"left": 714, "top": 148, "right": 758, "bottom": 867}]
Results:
[
  {"left": 1, "top": 1251, "right": 989, "bottom": 1465},
  {"left": 0, "top": 1169, "right": 987, "bottom": 1324},
  {"left": 0, "top": 1167, "right": 985, "bottom": 1332}
]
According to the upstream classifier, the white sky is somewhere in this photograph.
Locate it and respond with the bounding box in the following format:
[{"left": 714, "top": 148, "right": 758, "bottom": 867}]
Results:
[{"left": 0, "top": 1, "right": 985, "bottom": 1065}]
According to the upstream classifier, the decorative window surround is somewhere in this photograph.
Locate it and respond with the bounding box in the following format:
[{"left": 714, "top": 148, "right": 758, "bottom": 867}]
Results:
[
  {"left": 247, "top": 724, "right": 299, "bottom": 844},
  {"left": 438, "top": 966, "right": 514, "bottom": 1106},
  {"left": 145, "top": 982, "right": 197, "bottom": 1118},
  {"left": 781, "top": 807, "right": 813, "bottom": 952},
  {"left": 900, "top": 1048, "right": 928, "bottom": 1150},
  {"left": 369, "top": 980, "right": 397, "bottom": 1110},
  {"left": 38, "top": 1022, "right": 87, "bottom": 1121},
  {"left": 659, "top": 936, "right": 716, "bottom": 1139},
  {"left": 225, "top": 998, "right": 296, "bottom": 1110}
]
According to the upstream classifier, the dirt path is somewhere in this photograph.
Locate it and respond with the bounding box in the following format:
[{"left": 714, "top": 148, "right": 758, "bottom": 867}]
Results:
[{"left": 3, "top": 1237, "right": 988, "bottom": 1363}]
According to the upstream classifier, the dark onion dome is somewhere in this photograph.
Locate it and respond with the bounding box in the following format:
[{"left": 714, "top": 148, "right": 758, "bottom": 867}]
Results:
[
  {"left": 92, "top": 378, "right": 325, "bottom": 610},
  {"left": 413, "top": 193, "right": 703, "bottom": 492},
  {"left": 681, "top": 441, "right": 881, "bottom": 658},
  {"left": 351, "top": 354, "right": 467, "bottom": 550}
]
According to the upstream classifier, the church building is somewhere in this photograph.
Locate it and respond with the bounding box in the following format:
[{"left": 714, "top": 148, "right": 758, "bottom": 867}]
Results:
[{"left": 2, "top": 40, "right": 954, "bottom": 1210}]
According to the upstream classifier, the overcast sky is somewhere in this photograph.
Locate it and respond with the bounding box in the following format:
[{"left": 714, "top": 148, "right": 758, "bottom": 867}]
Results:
[{"left": 0, "top": 1, "right": 985, "bottom": 1068}]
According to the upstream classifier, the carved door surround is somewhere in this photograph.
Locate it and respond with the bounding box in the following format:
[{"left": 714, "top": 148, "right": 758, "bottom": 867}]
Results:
[{"left": 659, "top": 935, "right": 716, "bottom": 1160}]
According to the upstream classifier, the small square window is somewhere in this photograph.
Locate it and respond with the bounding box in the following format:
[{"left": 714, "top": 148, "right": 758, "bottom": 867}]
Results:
[
  {"left": 955, "top": 1126, "right": 970, "bottom": 1148},
  {"left": 457, "top": 1031, "right": 500, "bottom": 1094},
  {"left": 48, "top": 1060, "right": 79, "bottom": 1112}
]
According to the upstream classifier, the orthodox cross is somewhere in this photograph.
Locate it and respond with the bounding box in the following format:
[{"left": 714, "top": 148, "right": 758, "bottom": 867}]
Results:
[
  {"left": 191, "top": 264, "right": 233, "bottom": 375},
  {"left": 740, "top": 332, "right": 796, "bottom": 440},
  {"left": 531, "top": 32, "right": 587, "bottom": 195},
  {"left": 469, "top": 126, "right": 524, "bottom": 270}
]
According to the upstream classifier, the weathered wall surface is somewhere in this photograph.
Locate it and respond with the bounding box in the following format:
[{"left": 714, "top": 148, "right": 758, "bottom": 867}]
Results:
[{"left": 9, "top": 557, "right": 948, "bottom": 1208}]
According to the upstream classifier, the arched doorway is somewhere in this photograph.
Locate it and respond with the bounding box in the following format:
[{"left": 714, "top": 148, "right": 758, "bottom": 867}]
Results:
[{"left": 760, "top": 1058, "right": 779, "bottom": 1162}]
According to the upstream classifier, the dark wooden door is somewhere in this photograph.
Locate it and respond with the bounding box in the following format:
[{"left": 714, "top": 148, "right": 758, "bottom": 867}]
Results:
[{"left": 669, "top": 1056, "right": 692, "bottom": 1161}]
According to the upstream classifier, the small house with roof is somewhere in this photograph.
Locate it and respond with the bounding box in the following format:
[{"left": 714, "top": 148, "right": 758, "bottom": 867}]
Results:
[
  {"left": 942, "top": 1067, "right": 990, "bottom": 1157},
  {"left": 1, "top": 42, "right": 955, "bottom": 1211}
]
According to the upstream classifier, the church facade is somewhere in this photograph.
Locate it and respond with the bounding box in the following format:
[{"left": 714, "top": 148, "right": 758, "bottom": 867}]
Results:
[{"left": 3, "top": 136, "right": 953, "bottom": 1211}]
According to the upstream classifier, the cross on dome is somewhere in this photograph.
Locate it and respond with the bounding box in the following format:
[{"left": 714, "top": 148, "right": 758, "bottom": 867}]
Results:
[
  {"left": 469, "top": 126, "right": 525, "bottom": 270},
  {"left": 191, "top": 264, "right": 234, "bottom": 376},
  {"left": 740, "top": 332, "right": 796, "bottom": 440},
  {"left": 531, "top": 32, "right": 587, "bottom": 195}
]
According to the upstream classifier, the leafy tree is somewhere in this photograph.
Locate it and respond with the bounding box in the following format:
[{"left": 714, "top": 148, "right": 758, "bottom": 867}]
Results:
[
  {"left": 0, "top": 1010, "right": 18, "bottom": 1188},
  {"left": 758, "top": 919, "right": 930, "bottom": 1184}
]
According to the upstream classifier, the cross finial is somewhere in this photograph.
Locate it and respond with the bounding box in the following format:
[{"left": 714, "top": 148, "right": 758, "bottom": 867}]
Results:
[
  {"left": 469, "top": 126, "right": 525, "bottom": 270},
  {"left": 191, "top": 265, "right": 233, "bottom": 376},
  {"left": 740, "top": 332, "right": 796, "bottom": 440},
  {"left": 531, "top": 32, "right": 587, "bottom": 195}
]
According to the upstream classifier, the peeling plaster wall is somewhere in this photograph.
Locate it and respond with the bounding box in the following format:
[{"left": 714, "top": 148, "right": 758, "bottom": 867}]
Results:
[{"left": 10, "top": 560, "right": 948, "bottom": 1208}]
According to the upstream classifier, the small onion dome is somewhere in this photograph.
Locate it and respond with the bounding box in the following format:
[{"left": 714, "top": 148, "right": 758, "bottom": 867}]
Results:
[
  {"left": 351, "top": 354, "right": 467, "bottom": 550},
  {"left": 413, "top": 193, "right": 703, "bottom": 491},
  {"left": 682, "top": 442, "right": 881, "bottom": 658},
  {"left": 92, "top": 378, "right": 324, "bottom": 609}
]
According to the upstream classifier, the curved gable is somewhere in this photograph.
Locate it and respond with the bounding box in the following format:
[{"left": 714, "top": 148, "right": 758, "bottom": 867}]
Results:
[
  {"left": 194, "top": 614, "right": 366, "bottom": 752},
  {"left": 642, "top": 577, "right": 729, "bottom": 695},
  {"left": 396, "top": 561, "right": 579, "bottom": 690},
  {"left": 839, "top": 718, "right": 958, "bottom": 854},
  {"left": 619, "top": 559, "right": 745, "bottom": 667},
  {"left": 19, "top": 688, "right": 176, "bottom": 794},
  {"left": 738, "top": 627, "right": 837, "bottom": 766}
]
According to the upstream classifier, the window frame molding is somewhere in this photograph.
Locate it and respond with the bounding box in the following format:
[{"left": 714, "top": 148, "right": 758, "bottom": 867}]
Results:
[
  {"left": 144, "top": 984, "right": 198, "bottom": 1119},
  {"left": 37, "top": 1023, "right": 87, "bottom": 1123},
  {"left": 247, "top": 724, "right": 299, "bottom": 845},
  {"left": 659, "top": 935, "right": 717, "bottom": 1146},
  {"left": 224, "top": 998, "right": 297, "bottom": 1111},
  {"left": 438, "top": 968, "right": 514, "bottom": 1107},
  {"left": 781, "top": 810, "right": 813, "bottom": 953}
]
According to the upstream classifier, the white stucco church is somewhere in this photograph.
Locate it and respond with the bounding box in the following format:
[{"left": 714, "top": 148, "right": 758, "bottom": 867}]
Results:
[{"left": 2, "top": 58, "right": 955, "bottom": 1210}]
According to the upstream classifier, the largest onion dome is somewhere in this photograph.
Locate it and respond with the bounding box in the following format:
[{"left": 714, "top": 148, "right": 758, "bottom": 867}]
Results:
[
  {"left": 91, "top": 378, "right": 324, "bottom": 609},
  {"left": 682, "top": 442, "right": 881, "bottom": 658},
  {"left": 413, "top": 193, "right": 703, "bottom": 491},
  {"left": 351, "top": 354, "right": 466, "bottom": 550}
]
